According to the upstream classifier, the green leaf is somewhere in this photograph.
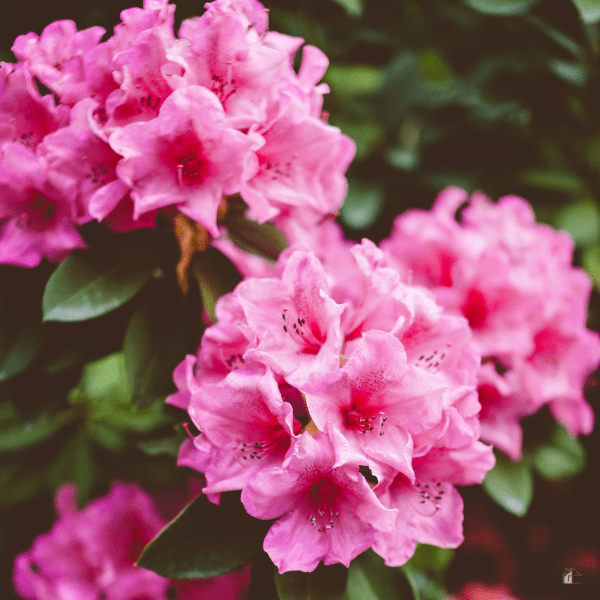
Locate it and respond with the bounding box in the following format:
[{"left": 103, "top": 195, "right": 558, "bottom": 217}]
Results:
[
  {"left": 276, "top": 563, "right": 348, "bottom": 600},
  {"left": 548, "top": 59, "right": 587, "bottom": 86},
  {"left": 76, "top": 352, "right": 131, "bottom": 409},
  {"left": 340, "top": 180, "right": 384, "bottom": 230},
  {"left": 124, "top": 277, "right": 201, "bottom": 408},
  {"left": 0, "top": 410, "right": 72, "bottom": 453},
  {"left": 48, "top": 431, "right": 96, "bottom": 504},
  {"left": 556, "top": 199, "right": 600, "bottom": 247},
  {"left": 224, "top": 213, "right": 288, "bottom": 261},
  {"left": 519, "top": 169, "right": 583, "bottom": 193},
  {"left": 0, "top": 315, "right": 45, "bottom": 382},
  {"left": 533, "top": 425, "right": 586, "bottom": 479},
  {"left": 191, "top": 247, "right": 243, "bottom": 322},
  {"left": 401, "top": 566, "right": 447, "bottom": 600},
  {"left": 406, "top": 545, "right": 454, "bottom": 574},
  {"left": 465, "top": 0, "right": 539, "bottom": 16},
  {"left": 137, "top": 492, "right": 272, "bottom": 578},
  {"left": 0, "top": 464, "right": 45, "bottom": 507},
  {"left": 325, "top": 65, "right": 384, "bottom": 96},
  {"left": 330, "top": 0, "right": 363, "bottom": 17},
  {"left": 42, "top": 231, "right": 165, "bottom": 322},
  {"left": 344, "top": 550, "right": 416, "bottom": 600},
  {"left": 572, "top": 0, "right": 600, "bottom": 23},
  {"left": 582, "top": 245, "right": 600, "bottom": 290},
  {"left": 137, "top": 435, "right": 182, "bottom": 457},
  {"left": 482, "top": 451, "right": 533, "bottom": 516}
]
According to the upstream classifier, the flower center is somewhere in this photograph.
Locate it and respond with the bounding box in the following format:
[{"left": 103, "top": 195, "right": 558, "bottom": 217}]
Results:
[
  {"left": 16, "top": 195, "right": 57, "bottom": 231},
  {"left": 308, "top": 479, "right": 339, "bottom": 533},
  {"left": 344, "top": 404, "right": 387, "bottom": 435},
  {"left": 281, "top": 309, "right": 321, "bottom": 354},
  {"left": 171, "top": 132, "right": 206, "bottom": 188},
  {"left": 411, "top": 481, "right": 447, "bottom": 516},
  {"left": 232, "top": 425, "right": 294, "bottom": 465}
]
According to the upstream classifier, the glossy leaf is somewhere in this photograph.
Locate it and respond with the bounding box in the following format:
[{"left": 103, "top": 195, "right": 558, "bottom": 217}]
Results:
[
  {"left": 331, "top": 0, "right": 362, "bottom": 17},
  {"left": 0, "top": 411, "right": 72, "bottom": 453},
  {"left": 344, "top": 550, "right": 416, "bottom": 600},
  {"left": 482, "top": 451, "right": 533, "bottom": 517},
  {"left": 42, "top": 231, "right": 165, "bottom": 322},
  {"left": 191, "top": 247, "right": 243, "bottom": 322},
  {"left": 276, "top": 563, "right": 348, "bottom": 600},
  {"left": 124, "top": 279, "right": 198, "bottom": 408},
  {"left": 340, "top": 180, "right": 384, "bottom": 229},
  {"left": 137, "top": 492, "right": 272, "bottom": 578},
  {"left": 572, "top": 0, "right": 600, "bottom": 23},
  {"left": 533, "top": 425, "right": 586, "bottom": 479},
  {"left": 465, "top": 0, "right": 539, "bottom": 16}
]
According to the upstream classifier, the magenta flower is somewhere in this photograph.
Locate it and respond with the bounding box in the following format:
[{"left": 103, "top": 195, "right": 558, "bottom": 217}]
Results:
[
  {"left": 372, "top": 439, "right": 495, "bottom": 566},
  {"left": 12, "top": 20, "right": 107, "bottom": 105},
  {"left": 242, "top": 431, "right": 397, "bottom": 572},
  {"left": 238, "top": 250, "right": 346, "bottom": 386},
  {"left": 109, "top": 85, "right": 256, "bottom": 236},
  {"left": 0, "top": 63, "right": 69, "bottom": 151},
  {"left": 241, "top": 91, "right": 355, "bottom": 224},
  {"left": 188, "top": 368, "right": 301, "bottom": 494},
  {"left": 13, "top": 483, "right": 249, "bottom": 600},
  {"left": 381, "top": 187, "right": 600, "bottom": 457},
  {"left": 39, "top": 98, "right": 129, "bottom": 225},
  {"left": 303, "top": 331, "right": 445, "bottom": 475},
  {"left": 0, "top": 142, "right": 85, "bottom": 267}
]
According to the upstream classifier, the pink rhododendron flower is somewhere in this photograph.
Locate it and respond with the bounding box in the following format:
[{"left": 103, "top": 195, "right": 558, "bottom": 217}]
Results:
[
  {"left": 13, "top": 483, "right": 249, "bottom": 600},
  {"left": 110, "top": 85, "right": 256, "bottom": 236},
  {"left": 0, "top": 62, "right": 69, "bottom": 151},
  {"left": 188, "top": 368, "right": 301, "bottom": 494},
  {"left": 39, "top": 98, "right": 129, "bottom": 225},
  {"left": 242, "top": 431, "right": 397, "bottom": 572},
  {"left": 0, "top": 142, "right": 85, "bottom": 267},
  {"left": 303, "top": 330, "right": 445, "bottom": 476},
  {"left": 381, "top": 187, "right": 600, "bottom": 457}
]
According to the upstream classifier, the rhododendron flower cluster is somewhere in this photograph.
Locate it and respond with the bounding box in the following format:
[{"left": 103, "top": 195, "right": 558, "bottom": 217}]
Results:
[
  {"left": 169, "top": 230, "right": 496, "bottom": 572},
  {"left": 380, "top": 187, "right": 600, "bottom": 460},
  {"left": 0, "top": 0, "right": 354, "bottom": 266},
  {"left": 13, "top": 482, "right": 249, "bottom": 600}
]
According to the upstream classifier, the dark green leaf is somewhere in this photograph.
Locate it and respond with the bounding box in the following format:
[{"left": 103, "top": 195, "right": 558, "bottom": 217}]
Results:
[
  {"left": 330, "top": 0, "right": 362, "bottom": 17},
  {"left": 465, "top": 0, "right": 539, "bottom": 16},
  {"left": 406, "top": 544, "right": 454, "bottom": 574},
  {"left": 276, "top": 563, "right": 348, "bottom": 600},
  {"left": 583, "top": 245, "right": 600, "bottom": 290},
  {"left": 137, "top": 435, "right": 182, "bottom": 457},
  {"left": 555, "top": 199, "right": 600, "bottom": 247},
  {"left": 42, "top": 231, "right": 166, "bottom": 322},
  {"left": 246, "top": 551, "right": 279, "bottom": 600},
  {"left": 224, "top": 213, "right": 288, "bottom": 262},
  {"left": 191, "top": 247, "right": 244, "bottom": 322},
  {"left": 572, "top": 0, "right": 600, "bottom": 23},
  {"left": 532, "top": 425, "right": 586, "bottom": 479},
  {"left": 401, "top": 566, "right": 447, "bottom": 600},
  {"left": 124, "top": 277, "right": 202, "bottom": 408},
  {"left": 344, "top": 550, "right": 416, "bottom": 600},
  {"left": 137, "top": 492, "right": 272, "bottom": 578},
  {"left": 0, "top": 410, "right": 72, "bottom": 452},
  {"left": 48, "top": 431, "right": 96, "bottom": 505},
  {"left": 0, "top": 464, "right": 45, "bottom": 507},
  {"left": 0, "top": 315, "right": 45, "bottom": 382},
  {"left": 340, "top": 180, "right": 385, "bottom": 229},
  {"left": 482, "top": 451, "right": 533, "bottom": 516}
]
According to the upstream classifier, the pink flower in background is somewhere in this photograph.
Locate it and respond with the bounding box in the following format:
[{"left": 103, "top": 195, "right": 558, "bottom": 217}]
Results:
[
  {"left": 13, "top": 483, "right": 249, "bottom": 600},
  {"left": 242, "top": 431, "right": 397, "bottom": 572},
  {"left": 381, "top": 187, "right": 600, "bottom": 457}
]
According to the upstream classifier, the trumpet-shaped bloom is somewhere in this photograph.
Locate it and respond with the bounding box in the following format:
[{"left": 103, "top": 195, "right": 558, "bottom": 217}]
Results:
[{"left": 242, "top": 431, "right": 397, "bottom": 572}]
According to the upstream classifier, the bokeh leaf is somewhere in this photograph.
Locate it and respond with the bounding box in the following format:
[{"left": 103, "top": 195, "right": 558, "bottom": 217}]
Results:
[
  {"left": 533, "top": 425, "right": 586, "bottom": 479},
  {"left": 276, "top": 563, "right": 348, "bottom": 600},
  {"left": 137, "top": 492, "right": 272, "bottom": 578},
  {"left": 465, "top": 0, "right": 539, "bottom": 16},
  {"left": 572, "top": 0, "right": 600, "bottom": 23},
  {"left": 482, "top": 451, "right": 533, "bottom": 516},
  {"left": 340, "top": 180, "right": 384, "bottom": 229}
]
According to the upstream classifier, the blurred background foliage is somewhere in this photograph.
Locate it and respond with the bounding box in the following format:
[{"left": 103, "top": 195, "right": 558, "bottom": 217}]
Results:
[{"left": 2, "top": 1, "right": 600, "bottom": 599}]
